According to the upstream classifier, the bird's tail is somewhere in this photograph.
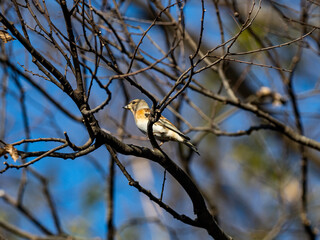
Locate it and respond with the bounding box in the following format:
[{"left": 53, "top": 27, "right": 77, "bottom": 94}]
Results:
[{"left": 183, "top": 140, "right": 200, "bottom": 155}]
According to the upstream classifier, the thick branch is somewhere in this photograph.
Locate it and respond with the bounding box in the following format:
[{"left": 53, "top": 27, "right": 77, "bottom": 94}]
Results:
[{"left": 97, "top": 130, "right": 232, "bottom": 240}]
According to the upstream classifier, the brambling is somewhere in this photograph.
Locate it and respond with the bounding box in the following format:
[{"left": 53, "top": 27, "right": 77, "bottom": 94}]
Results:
[{"left": 124, "top": 99, "right": 199, "bottom": 155}]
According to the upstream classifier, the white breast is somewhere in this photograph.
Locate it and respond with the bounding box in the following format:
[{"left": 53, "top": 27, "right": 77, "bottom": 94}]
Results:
[{"left": 135, "top": 118, "right": 148, "bottom": 134}]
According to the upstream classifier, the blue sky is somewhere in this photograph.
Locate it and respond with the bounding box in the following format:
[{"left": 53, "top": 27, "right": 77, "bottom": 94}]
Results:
[{"left": 1, "top": 0, "right": 320, "bottom": 239}]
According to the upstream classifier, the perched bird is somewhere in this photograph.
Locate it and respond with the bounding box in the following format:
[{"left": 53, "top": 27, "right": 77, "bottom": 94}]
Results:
[{"left": 124, "top": 99, "right": 199, "bottom": 155}]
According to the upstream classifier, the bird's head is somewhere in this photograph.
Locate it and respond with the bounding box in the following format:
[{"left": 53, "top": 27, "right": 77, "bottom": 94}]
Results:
[{"left": 123, "top": 99, "right": 149, "bottom": 113}]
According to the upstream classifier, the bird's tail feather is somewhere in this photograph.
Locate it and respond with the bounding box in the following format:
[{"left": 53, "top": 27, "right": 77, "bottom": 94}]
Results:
[{"left": 183, "top": 140, "right": 200, "bottom": 155}]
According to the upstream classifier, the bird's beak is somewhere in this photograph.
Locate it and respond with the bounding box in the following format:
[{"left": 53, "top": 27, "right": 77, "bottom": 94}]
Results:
[{"left": 123, "top": 104, "right": 129, "bottom": 110}]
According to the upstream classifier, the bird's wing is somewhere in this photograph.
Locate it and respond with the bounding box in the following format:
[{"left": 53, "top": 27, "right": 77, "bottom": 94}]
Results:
[{"left": 144, "top": 111, "right": 190, "bottom": 140}]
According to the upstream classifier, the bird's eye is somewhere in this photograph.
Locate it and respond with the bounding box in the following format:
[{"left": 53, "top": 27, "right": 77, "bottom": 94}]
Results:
[{"left": 131, "top": 101, "right": 136, "bottom": 104}]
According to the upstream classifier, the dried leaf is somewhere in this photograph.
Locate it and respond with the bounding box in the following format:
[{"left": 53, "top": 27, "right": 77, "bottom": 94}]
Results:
[
  {"left": 0, "top": 148, "right": 6, "bottom": 157},
  {"left": 0, "top": 30, "right": 15, "bottom": 43},
  {"left": 256, "top": 86, "right": 272, "bottom": 97},
  {"left": 256, "top": 86, "right": 286, "bottom": 107},
  {"left": 4, "top": 144, "right": 19, "bottom": 162}
]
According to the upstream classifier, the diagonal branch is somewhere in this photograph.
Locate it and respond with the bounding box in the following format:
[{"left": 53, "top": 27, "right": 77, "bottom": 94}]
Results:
[
  {"left": 98, "top": 130, "right": 233, "bottom": 240},
  {"left": 0, "top": 13, "right": 74, "bottom": 97},
  {"left": 59, "top": 0, "right": 84, "bottom": 93}
]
